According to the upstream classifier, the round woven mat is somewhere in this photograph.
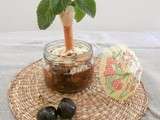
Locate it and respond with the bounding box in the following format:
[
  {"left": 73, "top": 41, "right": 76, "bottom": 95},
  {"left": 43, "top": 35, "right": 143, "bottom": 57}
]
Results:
[{"left": 8, "top": 59, "right": 148, "bottom": 120}]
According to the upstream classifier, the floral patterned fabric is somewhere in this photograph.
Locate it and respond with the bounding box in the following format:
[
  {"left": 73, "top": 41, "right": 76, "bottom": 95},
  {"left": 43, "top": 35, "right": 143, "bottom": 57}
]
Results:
[{"left": 99, "top": 45, "right": 142, "bottom": 100}]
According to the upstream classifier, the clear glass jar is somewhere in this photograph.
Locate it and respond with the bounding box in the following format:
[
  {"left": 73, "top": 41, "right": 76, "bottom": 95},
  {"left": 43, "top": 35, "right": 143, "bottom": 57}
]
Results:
[{"left": 43, "top": 40, "right": 94, "bottom": 93}]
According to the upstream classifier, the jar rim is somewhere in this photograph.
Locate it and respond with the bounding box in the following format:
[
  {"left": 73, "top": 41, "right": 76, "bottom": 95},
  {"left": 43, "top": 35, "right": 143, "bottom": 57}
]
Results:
[{"left": 43, "top": 40, "right": 93, "bottom": 65}]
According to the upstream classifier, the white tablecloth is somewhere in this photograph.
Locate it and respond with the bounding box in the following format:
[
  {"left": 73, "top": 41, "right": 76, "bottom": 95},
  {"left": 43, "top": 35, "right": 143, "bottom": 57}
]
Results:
[{"left": 0, "top": 31, "right": 160, "bottom": 120}]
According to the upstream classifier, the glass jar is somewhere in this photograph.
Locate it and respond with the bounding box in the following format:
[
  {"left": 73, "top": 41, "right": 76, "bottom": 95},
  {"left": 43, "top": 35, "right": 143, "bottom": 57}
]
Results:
[{"left": 43, "top": 40, "right": 94, "bottom": 93}]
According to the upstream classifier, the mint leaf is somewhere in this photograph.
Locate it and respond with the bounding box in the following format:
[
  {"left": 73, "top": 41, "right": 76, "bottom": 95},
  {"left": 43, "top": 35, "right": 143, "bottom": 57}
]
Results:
[
  {"left": 74, "top": 4, "right": 86, "bottom": 22},
  {"left": 52, "top": 0, "right": 71, "bottom": 14},
  {"left": 50, "top": 0, "right": 59, "bottom": 12},
  {"left": 37, "top": 0, "right": 55, "bottom": 29},
  {"left": 75, "top": 0, "right": 96, "bottom": 17}
]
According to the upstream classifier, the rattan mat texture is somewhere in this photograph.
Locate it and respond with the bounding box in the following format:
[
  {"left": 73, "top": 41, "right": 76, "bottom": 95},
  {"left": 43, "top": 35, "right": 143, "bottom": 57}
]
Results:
[{"left": 8, "top": 59, "right": 148, "bottom": 120}]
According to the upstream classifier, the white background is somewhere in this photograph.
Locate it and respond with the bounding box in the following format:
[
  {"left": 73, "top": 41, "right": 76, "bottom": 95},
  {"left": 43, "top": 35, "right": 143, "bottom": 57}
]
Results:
[{"left": 0, "top": 0, "right": 160, "bottom": 32}]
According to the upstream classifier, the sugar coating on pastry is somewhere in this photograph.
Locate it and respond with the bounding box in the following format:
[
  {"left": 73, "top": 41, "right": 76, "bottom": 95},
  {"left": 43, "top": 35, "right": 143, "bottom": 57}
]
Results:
[{"left": 99, "top": 45, "right": 142, "bottom": 100}]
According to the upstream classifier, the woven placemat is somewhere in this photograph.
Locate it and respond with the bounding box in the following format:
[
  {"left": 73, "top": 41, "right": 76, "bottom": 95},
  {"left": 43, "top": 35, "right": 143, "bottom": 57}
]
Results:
[{"left": 8, "top": 59, "right": 148, "bottom": 120}]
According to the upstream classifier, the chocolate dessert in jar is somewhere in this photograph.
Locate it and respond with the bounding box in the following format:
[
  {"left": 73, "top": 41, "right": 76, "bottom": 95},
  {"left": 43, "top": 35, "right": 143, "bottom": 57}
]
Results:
[
  {"left": 40, "top": 5, "right": 96, "bottom": 93},
  {"left": 43, "top": 40, "right": 94, "bottom": 93}
]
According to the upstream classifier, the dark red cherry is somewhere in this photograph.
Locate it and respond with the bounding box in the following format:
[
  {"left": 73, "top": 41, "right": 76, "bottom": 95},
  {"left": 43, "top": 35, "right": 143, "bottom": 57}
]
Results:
[
  {"left": 57, "top": 98, "right": 76, "bottom": 119},
  {"left": 37, "top": 106, "right": 57, "bottom": 120}
]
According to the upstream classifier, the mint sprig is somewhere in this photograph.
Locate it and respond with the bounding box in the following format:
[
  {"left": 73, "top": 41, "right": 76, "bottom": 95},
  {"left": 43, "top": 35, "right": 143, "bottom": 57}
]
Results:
[{"left": 37, "top": 0, "right": 96, "bottom": 29}]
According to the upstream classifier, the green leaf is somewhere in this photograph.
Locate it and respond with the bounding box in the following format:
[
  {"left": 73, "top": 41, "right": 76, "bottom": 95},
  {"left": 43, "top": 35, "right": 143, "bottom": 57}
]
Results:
[
  {"left": 37, "top": 0, "right": 55, "bottom": 29},
  {"left": 75, "top": 0, "right": 96, "bottom": 17},
  {"left": 51, "top": 0, "right": 71, "bottom": 14},
  {"left": 74, "top": 4, "right": 86, "bottom": 22},
  {"left": 50, "top": 0, "right": 59, "bottom": 11}
]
